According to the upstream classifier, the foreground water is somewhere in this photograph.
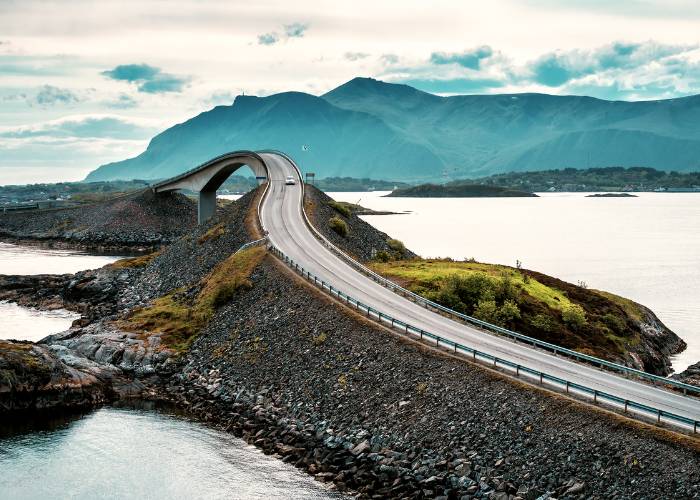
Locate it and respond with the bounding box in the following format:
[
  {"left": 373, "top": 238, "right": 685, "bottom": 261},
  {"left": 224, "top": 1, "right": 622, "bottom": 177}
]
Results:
[
  {"left": 329, "top": 191, "right": 700, "bottom": 373},
  {"left": 0, "top": 406, "right": 339, "bottom": 500}
]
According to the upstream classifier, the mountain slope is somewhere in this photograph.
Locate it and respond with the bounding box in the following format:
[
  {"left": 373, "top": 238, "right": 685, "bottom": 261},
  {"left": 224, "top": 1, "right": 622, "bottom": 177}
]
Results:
[
  {"left": 87, "top": 91, "right": 444, "bottom": 182},
  {"left": 88, "top": 78, "right": 700, "bottom": 182}
]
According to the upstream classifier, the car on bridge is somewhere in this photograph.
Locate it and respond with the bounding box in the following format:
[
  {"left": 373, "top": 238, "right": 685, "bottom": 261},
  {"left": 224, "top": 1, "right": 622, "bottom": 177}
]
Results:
[{"left": 285, "top": 175, "right": 296, "bottom": 185}]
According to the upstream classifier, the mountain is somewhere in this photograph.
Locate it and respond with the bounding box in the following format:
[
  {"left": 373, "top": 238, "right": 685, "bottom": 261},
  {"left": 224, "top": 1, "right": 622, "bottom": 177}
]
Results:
[
  {"left": 86, "top": 78, "right": 700, "bottom": 182},
  {"left": 87, "top": 91, "right": 443, "bottom": 182}
]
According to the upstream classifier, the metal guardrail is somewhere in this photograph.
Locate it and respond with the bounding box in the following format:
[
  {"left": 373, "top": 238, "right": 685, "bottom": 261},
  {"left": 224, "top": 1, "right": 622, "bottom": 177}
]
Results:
[
  {"left": 262, "top": 150, "right": 699, "bottom": 398},
  {"left": 234, "top": 237, "right": 268, "bottom": 255},
  {"left": 269, "top": 244, "right": 699, "bottom": 434}
]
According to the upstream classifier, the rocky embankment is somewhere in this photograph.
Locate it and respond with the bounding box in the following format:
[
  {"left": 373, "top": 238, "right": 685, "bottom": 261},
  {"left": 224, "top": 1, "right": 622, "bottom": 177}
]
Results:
[
  {"left": 0, "top": 186, "right": 698, "bottom": 498},
  {"left": 0, "top": 189, "right": 196, "bottom": 252},
  {"left": 305, "top": 186, "right": 415, "bottom": 261}
]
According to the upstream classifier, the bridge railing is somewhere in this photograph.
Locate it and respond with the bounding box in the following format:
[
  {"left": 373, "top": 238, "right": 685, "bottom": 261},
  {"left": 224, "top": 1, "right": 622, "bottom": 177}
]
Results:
[
  {"left": 264, "top": 150, "right": 699, "bottom": 398},
  {"left": 268, "top": 243, "right": 699, "bottom": 435}
]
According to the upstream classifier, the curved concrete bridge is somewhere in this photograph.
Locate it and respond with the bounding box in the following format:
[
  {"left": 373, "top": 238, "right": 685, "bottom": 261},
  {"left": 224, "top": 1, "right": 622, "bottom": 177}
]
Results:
[{"left": 151, "top": 150, "right": 268, "bottom": 224}]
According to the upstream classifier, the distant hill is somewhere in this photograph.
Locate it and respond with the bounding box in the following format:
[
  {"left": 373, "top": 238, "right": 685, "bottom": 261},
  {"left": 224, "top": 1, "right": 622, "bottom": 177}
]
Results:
[
  {"left": 386, "top": 183, "right": 537, "bottom": 198},
  {"left": 465, "top": 166, "right": 700, "bottom": 192},
  {"left": 87, "top": 78, "right": 700, "bottom": 182}
]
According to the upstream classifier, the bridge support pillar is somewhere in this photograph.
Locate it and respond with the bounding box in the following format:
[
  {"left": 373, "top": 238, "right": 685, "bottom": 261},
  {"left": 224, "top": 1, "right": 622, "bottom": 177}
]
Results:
[{"left": 198, "top": 190, "right": 216, "bottom": 225}]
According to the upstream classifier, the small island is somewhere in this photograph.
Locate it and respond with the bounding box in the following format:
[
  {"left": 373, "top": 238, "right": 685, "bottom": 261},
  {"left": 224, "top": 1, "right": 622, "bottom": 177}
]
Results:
[
  {"left": 386, "top": 183, "right": 538, "bottom": 198},
  {"left": 585, "top": 193, "right": 638, "bottom": 198}
]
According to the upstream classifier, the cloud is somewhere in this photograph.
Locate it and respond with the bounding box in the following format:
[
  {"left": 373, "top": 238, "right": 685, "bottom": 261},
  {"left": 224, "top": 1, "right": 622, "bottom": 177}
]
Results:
[
  {"left": 257, "top": 32, "right": 279, "bottom": 45},
  {"left": 284, "top": 22, "right": 308, "bottom": 38},
  {"left": 35, "top": 85, "right": 81, "bottom": 105},
  {"left": 529, "top": 41, "right": 697, "bottom": 86},
  {"left": 430, "top": 46, "right": 494, "bottom": 70},
  {"left": 101, "top": 63, "right": 190, "bottom": 93},
  {"left": 104, "top": 93, "right": 138, "bottom": 109},
  {"left": 381, "top": 54, "right": 399, "bottom": 65},
  {"left": 344, "top": 52, "right": 369, "bottom": 61},
  {"left": 0, "top": 115, "right": 160, "bottom": 140},
  {"left": 257, "top": 21, "right": 308, "bottom": 45}
]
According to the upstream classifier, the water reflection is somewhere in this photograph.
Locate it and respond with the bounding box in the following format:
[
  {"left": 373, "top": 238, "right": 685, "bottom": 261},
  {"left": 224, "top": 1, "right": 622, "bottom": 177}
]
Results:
[{"left": 0, "top": 405, "right": 341, "bottom": 500}]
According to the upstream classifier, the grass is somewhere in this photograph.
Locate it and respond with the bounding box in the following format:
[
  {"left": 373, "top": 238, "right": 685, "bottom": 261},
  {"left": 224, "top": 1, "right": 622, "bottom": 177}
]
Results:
[
  {"left": 328, "top": 200, "right": 352, "bottom": 218},
  {"left": 120, "top": 246, "right": 265, "bottom": 352},
  {"left": 595, "top": 290, "right": 644, "bottom": 323},
  {"left": 110, "top": 251, "right": 161, "bottom": 269},
  {"left": 198, "top": 223, "right": 226, "bottom": 244},
  {"left": 369, "top": 258, "right": 652, "bottom": 363},
  {"left": 329, "top": 216, "right": 348, "bottom": 237},
  {"left": 370, "top": 259, "right": 573, "bottom": 312}
]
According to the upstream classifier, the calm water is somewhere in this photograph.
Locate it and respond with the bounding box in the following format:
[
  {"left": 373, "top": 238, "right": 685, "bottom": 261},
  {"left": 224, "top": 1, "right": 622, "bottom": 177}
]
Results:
[
  {"left": 329, "top": 191, "right": 700, "bottom": 373},
  {"left": 0, "top": 406, "right": 339, "bottom": 500},
  {"left": 0, "top": 242, "right": 123, "bottom": 275},
  {"left": 0, "top": 301, "right": 79, "bottom": 341},
  {"left": 0, "top": 243, "right": 121, "bottom": 342}
]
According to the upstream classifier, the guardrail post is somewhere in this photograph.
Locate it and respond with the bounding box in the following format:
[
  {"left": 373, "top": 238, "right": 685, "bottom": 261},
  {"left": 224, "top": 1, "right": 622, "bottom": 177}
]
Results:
[
  {"left": 624, "top": 400, "right": 628, "bottom": 413},
  {"left": 565, "top": 380, "right": 569, "bottom": 393},
  {"left": 657, "top": 410, "right": 661, "bottom": 424},
  {"left": 493, "top": 357, "right": 497, "bottom": 367},
  {"left": 516, "top": 365, "right": 520, "bottom": 377},
  {"left": 593, "top": 390, "right": 597, "bottom": 403},
  {"left": 420, "top": 329, "right": 423, "bottom": 340},
  {"left": 539, "top": 373, "right": 543, "bottom": 385},
  {"left": 695, "top": 421, "right": 698, "bottom": 434}
]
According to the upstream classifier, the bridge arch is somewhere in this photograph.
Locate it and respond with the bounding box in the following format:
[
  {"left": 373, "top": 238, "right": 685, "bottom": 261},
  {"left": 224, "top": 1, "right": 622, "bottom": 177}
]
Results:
[{"left": 151, "top": 150, "right": 268, "bottom": 224}]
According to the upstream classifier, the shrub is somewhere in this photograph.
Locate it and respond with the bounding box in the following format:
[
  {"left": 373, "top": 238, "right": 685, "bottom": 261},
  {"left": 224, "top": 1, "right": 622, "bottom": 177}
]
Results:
[
  {"left": 474, "top": 299, "right": 499, "bottom": 324},
  {"left": 562, "top": 304, "right": 587, "bottom": 329},
  {"left": 498, "top": 299, "right": 521, "bottom": 325},
  {"left": 329, "top": 216, "right": 348, "bottom": 237},
  {"left": 374, "top": 250, "right": 391, "bottom": 262},
  {"left": 529, "top": 313, "right": 555, "bottom": 332},
  {"left": 328, "top": 201, "right": 352, "bottom": 218},
  {"left": 387, "top": 238, "right": 406, "bottom": 253},
  {"left": 602, "top": 312, "right": 626, "bottom": 334}
]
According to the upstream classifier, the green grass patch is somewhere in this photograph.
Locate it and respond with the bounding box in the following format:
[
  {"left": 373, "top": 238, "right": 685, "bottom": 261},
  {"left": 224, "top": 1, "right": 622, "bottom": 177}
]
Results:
[
  {"left": 121, "top": 246, "right": 265, "bottom": 352},
  {"left": 370, "top": 259, "right": 572, "bottom": 312}
]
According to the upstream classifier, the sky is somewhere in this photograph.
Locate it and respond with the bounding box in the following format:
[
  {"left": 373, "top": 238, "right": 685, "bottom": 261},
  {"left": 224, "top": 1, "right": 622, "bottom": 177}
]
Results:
[{"left": 1, "top": 0, "right": 699, "bottom": 185}]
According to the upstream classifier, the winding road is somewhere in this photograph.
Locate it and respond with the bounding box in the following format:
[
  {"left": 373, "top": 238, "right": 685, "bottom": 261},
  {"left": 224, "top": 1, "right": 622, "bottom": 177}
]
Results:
[{"left": 257, "top": 151, "right": 700, "bottom": 433}]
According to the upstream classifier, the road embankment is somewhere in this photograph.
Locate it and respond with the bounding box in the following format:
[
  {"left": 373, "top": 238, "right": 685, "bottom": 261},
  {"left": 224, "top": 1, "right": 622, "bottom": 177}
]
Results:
[{"left": 0, "top": 187, "right": 698, "bottom": 498}]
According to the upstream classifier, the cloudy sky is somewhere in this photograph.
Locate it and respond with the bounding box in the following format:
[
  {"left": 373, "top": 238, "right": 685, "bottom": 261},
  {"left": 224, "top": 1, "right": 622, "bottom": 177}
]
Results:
[{"left": 1, "top": 0, "right": 699, "bottom": 184}]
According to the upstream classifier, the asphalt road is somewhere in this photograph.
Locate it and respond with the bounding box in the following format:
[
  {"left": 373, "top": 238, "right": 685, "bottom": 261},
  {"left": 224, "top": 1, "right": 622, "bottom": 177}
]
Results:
[{"left": 258, "top": 151, "right": 700, "bottom": 431}]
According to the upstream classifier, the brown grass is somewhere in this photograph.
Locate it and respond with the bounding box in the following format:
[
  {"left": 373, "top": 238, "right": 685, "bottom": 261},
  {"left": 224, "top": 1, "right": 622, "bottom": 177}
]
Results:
[{"left": 120, "top": 246, "right": 266, "bottom": 352}]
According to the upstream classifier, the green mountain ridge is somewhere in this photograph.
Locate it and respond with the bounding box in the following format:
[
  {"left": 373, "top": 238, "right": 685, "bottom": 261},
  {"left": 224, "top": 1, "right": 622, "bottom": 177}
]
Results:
[{"left": 86, "top": 77, "right": 700, "bottom": 182}]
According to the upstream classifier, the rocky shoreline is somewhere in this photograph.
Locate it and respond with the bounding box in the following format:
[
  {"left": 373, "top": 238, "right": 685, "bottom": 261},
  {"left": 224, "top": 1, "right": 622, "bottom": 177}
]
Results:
[{"left": 1, "top": 186, "right": 699, "bottom": 498}]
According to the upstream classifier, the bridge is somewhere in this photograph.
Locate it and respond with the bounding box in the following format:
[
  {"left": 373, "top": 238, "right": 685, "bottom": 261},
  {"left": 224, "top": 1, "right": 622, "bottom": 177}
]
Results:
[
  {"left": 152, "top": 150, "right": 700, "bottom": 435},
  {"left": 151, "top": 150, "right": 268, "bottom": 225}
]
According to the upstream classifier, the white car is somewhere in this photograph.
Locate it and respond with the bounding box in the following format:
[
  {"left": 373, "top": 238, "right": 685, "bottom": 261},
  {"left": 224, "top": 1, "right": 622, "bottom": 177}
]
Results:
[{"left": 285, "top": 176, "right": 296, "bottom": 185}]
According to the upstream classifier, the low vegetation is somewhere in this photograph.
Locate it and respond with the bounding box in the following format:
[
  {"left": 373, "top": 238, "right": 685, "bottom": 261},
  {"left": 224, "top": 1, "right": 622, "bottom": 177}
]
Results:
[
  {"left": 465, "top": 166, "right": 700, "bottom": 192},
  {"left": 369, "top": 258, "right": 646, "bottom": 361},
  {"left": 197, "top": 223, "right": 226, "bottom": 244},
  {"left": 387, "top": 184, "right": 537, "bottom": 198},
  {"left": 328, "top": 200, "right": 352, "bottom": 218},
  {"left": 110, "top": 251, "right": 161, "bottom": 269},
  {"left": 329, "top": 216, "right": 349, "bottom": 237},
  {"left": 120, "top": 246, "right": 265, "bottom": 352}
]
